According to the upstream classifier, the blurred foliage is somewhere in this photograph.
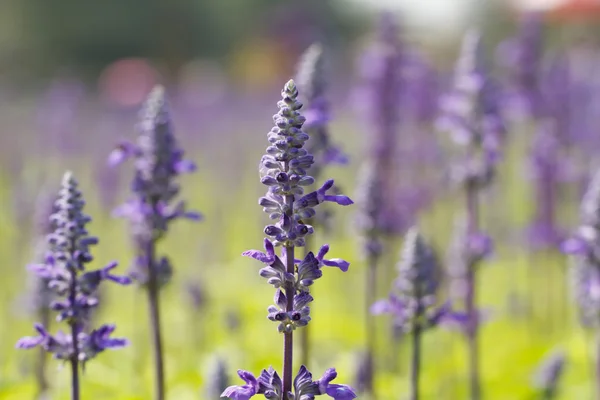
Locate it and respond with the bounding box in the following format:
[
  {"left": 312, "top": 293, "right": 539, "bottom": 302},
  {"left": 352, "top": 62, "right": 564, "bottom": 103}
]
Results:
[{"left": 9, "top": 0, "right": 365, "bottom": 82}]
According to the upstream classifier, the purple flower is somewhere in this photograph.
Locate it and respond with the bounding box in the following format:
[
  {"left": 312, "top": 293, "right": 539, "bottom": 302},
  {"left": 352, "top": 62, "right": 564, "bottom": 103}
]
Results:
[
  {"left": 497, "top": 12, "right": 544, "bottom": 118},
  {"left": 296, "top": 43, "right": 348, "bottom": 175},
  {"left": 233, "top": 79, "right": 355, "bottom": 396},
  {"left": 372, "top": 228, "right": 444, "bottom": 331},
  {"left": 316, "top": 368, "right": 357, "bottom": 399},
  {"left": 221, "top": 370, "right": 259, "bottom": 400},
  {"left": 110, "top": 85, "right": 201, "bottom": 265},
  {"left": 439, "top": 30, "right": 505, "bottom": 189},
  {"left": 16, "top": 173, "right": 130, "bottom": 388}
]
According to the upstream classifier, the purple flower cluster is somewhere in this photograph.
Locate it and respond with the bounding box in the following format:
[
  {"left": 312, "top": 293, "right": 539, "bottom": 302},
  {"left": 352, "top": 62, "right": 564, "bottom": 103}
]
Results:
[
  {"left": 109, "top": 85, "right": 201, "bottom": 400},
  {"left": 438, "top": 30, "right": 504, "bottom": 400},
  {"left": 223, "top": 367, "right": 355, "bottom": 400},
  {"left": 296, "top": 43, "right": 347, "bottom": 175},
  {"left": 223, "top": 80, "right": 355, "bottom": 399},
  {"left": 439, "top": 30, "right": 505, "bottom": 188},
  {"left": 497, "top": 12, "right": 544, "bottom": 119},
  {"left": 355, "top": 12, "right": 404, "bottom": 240},
  {"left": 109, "top": 85, "right": 202, "bottom": 285},
  {"left": 16, "top": 172, "right": 130, "bottom": 398},
  {"left": 372, "top": 228, "right": 446, "bottom": 400},
  {"left": 562, "top": 169, "right": 600, "bottom": 328},
  {"left": 372, "top": 228, "right": 446, "bottom": 332}
]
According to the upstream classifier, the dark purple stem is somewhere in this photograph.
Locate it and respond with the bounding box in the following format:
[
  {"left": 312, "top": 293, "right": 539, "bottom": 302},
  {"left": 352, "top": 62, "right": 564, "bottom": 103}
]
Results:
[
  {"left": 283, "top": 171, "right": 295, "bottom": 394},
  {"left": 365, "top": 252, "right": 378, "bottom": 397},
  {"left": 410, "top": 302, "right": 422, "bottom": 400},
  {"left": 466, "top": 181, "right": 481, "bottom": 400},
  {"left": 146, "top": 227, "right": 165, "bottom": 400},
  {"left": 69, "top": 264, "right": 80, "bottom": 400}
]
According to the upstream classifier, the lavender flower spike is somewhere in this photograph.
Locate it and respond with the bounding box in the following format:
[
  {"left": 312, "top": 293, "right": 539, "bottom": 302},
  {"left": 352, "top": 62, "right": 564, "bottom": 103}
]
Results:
[
  {"left": 16, "top": 172, "right": 130, "bottom": 400},
  {"left": 353, "top": 12, "right": 405, "bottom": 395},
  {"left": 438, "top": 29, "right": 504, "bottom": 400},
  {"left": 232, "top": 79, "right": 355, "bottom": 398},
  {"left": 296, "top": 43, "right": 348, "bottom": 175},
  {"left": 561, "top": 168, "right": 600, "bottom": 395},
  {"left": 110, "top": 85, "right": 201, "bottom": 400},
  {"left": 372, "top": 228, "right": 445, "bottom": 400}
]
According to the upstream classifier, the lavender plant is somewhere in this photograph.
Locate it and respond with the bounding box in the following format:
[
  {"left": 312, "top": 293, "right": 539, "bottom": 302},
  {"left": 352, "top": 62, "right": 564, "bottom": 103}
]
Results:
[
  {"left": 109, "top": 85, "right": 202, "bottom": 400},
  {"left": 438, "top": 30, "right": 504, "bottom": 400},
  {"left": 561, "top": 168, "right": 600, "bottom": 394},
  {"left": 354, "top": 12, "right": 404, "bottom": 395},
  {"left": 221, "top": 79, "right": 356, "bottom": 399},
  {"left": 294, "top": 42, "right": 348, "bottom": 367},
  {"left": 372, "top": 228, "right": 446, "bottom": 400},
  {"left": 531, "top": 349, "right": 566, "bottom": 400},
  {"left": 16, "top": 172, "right": 131, "bottom": 400}
]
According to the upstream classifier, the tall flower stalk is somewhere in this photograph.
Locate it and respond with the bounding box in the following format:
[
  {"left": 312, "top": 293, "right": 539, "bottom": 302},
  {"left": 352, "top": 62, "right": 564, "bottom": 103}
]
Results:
[
  {"left": 354, "top": 12, "right": 403, "bottom": 395},
  {"left": 295, "top": 43, "right": 347, "bottom": 367},
  {"left": 372, "top": 228, "right": 446, "bottom": 400},
  {"left": 439, "top": 30, "right": 504, "bottom": 400},
  {"left": 561, "top": 168, "right": 600, "bottom": 395},
  {"left": 109, "top": 85, "right": 201, "bottom": 400},
  {"left": 221, "top": 79, "right": 355, "bottom": 399},
  {"left": 16, "top": 172, "right": 131, "bottom": 400}
]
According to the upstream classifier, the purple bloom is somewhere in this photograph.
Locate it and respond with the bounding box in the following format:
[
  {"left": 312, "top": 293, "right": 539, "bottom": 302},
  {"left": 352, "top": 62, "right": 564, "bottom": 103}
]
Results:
[
  {"left": 233, "top": 80, "right": 355, "bottom": 396},
  {"left": 16, "top": 173, "right": 130, "bottom": 394},
  {"left": 373, "top": 228, "right": 444, "bottom": 332},
  {"left": 221, "top": 370, "right": 259, "bottom": 400},
  {"left": 110, "top": 85, "right": 201, "bottom": 276},
  {"left": 109, "top": 86, "right": 202, "bottom": 399},
  {"left": 296, "top": 43, "right": 348, "bottom": 177},
  {"left": 354, "top": 12, "right": 406, "bottom": 239},
  {"left": 497, "top": 12, "right": 544, "bottom": 118},
  {"left": 316, "top": 244, "right": 350, "bottom": 272},
  {"left": 439, "top": 30, "right": 506, "bottom": 189},
  {"left": 564, "top": 169, "right": 600, "bottom": 328},
  {"left": 316, "top": 368, "right": 357, "bottom": 399}
]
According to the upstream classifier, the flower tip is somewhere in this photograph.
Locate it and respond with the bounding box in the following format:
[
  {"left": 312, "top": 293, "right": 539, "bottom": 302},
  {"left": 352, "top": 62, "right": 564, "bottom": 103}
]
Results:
[
  {"left": 337, "top": 196, "right": 354, "bottom": 206},
  {"left": 107, "top": 149, "right": 125, "bottom": 167},
  {"left": 174, "top": 160, "right": 197, "bottom": 174}
]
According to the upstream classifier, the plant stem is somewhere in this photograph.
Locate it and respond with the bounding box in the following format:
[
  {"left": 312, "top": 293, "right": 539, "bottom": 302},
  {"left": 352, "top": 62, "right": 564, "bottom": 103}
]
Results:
[
  {"left": 146, "top": 237, "right": 165, "bottom": 400},
  {"left": 466, "top": 182, "right": 480, "bottom": 400},
  {"left": 365, "top": 252, "right": 378, "bottom": 397},
  {"left": 69, "top": 267, "right": 80, "bottom": 400},
  {"left": 410, "top": 319, "right": 422, "bottom": 400},
  {"left": 283, "top": 189, "right": 296, "bottom": 393}
]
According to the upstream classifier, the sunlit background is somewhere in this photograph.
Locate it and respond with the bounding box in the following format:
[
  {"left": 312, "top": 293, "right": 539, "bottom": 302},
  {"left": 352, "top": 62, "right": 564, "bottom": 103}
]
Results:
[{"left": 2, "top": 0, "right": 600, "bottom": 399}]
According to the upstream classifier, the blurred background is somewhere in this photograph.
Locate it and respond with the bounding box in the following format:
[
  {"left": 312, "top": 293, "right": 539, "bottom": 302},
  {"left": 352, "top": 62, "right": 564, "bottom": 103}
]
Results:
[{"left": 2, "top": 0, "right": 600, "bottom": 399}]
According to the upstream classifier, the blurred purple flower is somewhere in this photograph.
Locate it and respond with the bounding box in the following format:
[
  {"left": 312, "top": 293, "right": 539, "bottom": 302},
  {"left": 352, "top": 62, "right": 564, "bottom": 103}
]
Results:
[
  {"left": 16, "top": 172, "right": 130, "bottom": 397},
  {"left": 497, "top": 12, "right": 544, "bottom": 118}
]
